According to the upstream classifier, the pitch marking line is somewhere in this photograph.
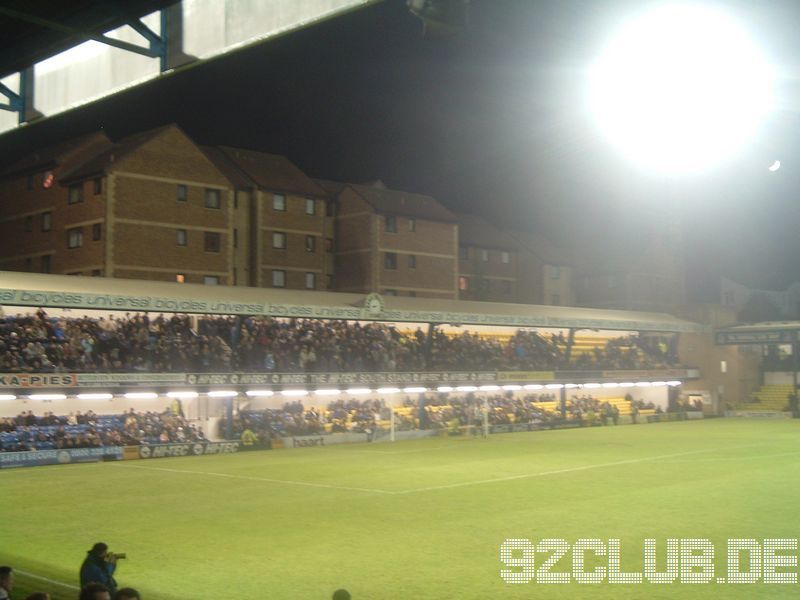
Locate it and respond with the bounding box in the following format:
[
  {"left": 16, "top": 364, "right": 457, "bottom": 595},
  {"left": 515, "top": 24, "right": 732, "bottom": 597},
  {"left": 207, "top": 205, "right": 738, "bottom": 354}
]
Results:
[
  {"left": 16, "top": 569, "right": 79, "bottom": 590},
  {"left": 112, "top": 448, "right": 722, "bottom": 496},
  {"left": 111, "top": 462, "right": 396, "bottom": 495},
  {"left": 394, "top": 448, "right": 717, "bottom": 494}
]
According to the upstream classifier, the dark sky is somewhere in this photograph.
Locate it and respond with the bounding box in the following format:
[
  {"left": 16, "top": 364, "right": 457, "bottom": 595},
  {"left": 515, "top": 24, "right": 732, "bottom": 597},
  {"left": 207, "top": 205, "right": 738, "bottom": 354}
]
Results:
[{"left": 3, "top": 0, "right": 800, "bottom": 289}]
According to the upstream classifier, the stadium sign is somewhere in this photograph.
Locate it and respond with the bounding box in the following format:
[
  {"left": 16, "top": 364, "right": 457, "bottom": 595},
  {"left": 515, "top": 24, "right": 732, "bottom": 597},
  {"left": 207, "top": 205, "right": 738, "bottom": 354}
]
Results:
[
  {"left": 0, "top": 373, "right": 76, "bottom": 388},
  {"left": 715, "top": 330, "right": 795, "bottom": 345},
  {"left": 0, "top": 446, "right": 122, "bottom": 469},
  {"left": 187, "top": 371, "right": 497, "bottom": 386},
  {"left": 0, "top": 288, "right": 704, "bottom": 332},
  {"left": 137, "top": 441, "right": 240, "bottom": 459}
]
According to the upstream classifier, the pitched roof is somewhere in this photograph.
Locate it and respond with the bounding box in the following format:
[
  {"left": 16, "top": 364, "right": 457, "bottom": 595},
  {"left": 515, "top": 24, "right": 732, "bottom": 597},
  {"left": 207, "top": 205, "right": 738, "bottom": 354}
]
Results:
[
  {"left": 0, "top": 131, "right": 112, "bottom": 180},
  {"left": 347, "top": 183, "right": 457, "bottom": 223},
  {"left": 456, "top": 213, "right": 519, "bottom": 250},
  {"left": 200, "top": 146, "right": 255, "bottom": 189},
  {"left": 313, "top": 178, "right": 349, "bottom": 197},
  {"left": 508, "top": 229, "right": 575, "bottom": 267},
  {"left": 58, "top": 125, "right": 175, "bottom": 183},
  {"left": 218, "top": 146, "right": 326, "bottom": 197}
]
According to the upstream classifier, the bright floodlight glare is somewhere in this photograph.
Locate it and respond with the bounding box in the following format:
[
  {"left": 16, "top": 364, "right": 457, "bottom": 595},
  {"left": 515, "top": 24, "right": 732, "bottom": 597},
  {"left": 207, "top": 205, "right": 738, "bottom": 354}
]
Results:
[{"left": 589, "top": 4, "right": 773, "bottom": 172}]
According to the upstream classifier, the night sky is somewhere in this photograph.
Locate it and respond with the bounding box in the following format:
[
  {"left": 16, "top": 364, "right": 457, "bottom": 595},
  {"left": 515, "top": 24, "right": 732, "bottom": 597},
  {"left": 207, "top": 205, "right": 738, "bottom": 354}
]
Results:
[{"left": 3, "top": 0, "right": 800, "bottom": 289}]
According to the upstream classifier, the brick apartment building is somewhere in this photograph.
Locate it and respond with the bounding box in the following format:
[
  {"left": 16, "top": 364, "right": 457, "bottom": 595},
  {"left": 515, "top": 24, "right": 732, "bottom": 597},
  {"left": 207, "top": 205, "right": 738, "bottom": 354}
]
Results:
[
  {"left": 457, "top": 213, "right": 519, "bottom": 302},
  {"left": 329, "top": 182, "right": 458, "bottom": 298},
  {"left": 1, "top": 123, "right": 627, "bottom": 310},
  {"left": 203, "top": 146, "right": 328, "bottom": 290},
  {"left": 0, "top": 131, "right": 112, "bottom": 276}
]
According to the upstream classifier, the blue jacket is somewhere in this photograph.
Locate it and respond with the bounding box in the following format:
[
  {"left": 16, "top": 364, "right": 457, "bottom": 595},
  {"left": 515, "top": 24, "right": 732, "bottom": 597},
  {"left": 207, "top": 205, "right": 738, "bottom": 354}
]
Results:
[{"left": 80, "top": 554, "right": 117, "bottom": 593}]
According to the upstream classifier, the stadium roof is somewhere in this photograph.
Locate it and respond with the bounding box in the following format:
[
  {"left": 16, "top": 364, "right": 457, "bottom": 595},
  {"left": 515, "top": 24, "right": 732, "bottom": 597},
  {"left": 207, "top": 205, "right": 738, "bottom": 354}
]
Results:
[
  {"left": 216, "top": 146, "right": 327, "bottom": 197},
  {"left": 0, "top": 271, "right": 705, "bottom": 333},
  {"left": 0, "top": 0, "right": 178, "bottom": 79}
]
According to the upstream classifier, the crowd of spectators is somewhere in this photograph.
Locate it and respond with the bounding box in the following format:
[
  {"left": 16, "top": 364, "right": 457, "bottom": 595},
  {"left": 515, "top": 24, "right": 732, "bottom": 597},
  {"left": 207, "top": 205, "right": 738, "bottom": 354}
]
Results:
[
  {"left": 0, "top": 408, "right": 205, "bottom": 452},
  {"left": 0, "top": 310, "right": 680, "bottom": 374}
]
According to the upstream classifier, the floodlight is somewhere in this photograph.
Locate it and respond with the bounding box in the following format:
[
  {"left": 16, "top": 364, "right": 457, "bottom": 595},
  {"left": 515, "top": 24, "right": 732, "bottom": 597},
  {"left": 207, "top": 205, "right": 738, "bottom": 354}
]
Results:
[
  {"left": 124, "top": 392, "right": 158, "bottom": 399},
  {"left": 246, "top": 390, "right": 274, "bottom": 397},
  {"left": 501, "top": 385, "right": 522, "bottom": 391},
  {"left": 208, "top": 390, "right": 239, "bottom": 398},
  {"left": 167, "top": 391, "right": 198, "bottom": 398},
  {"left": 0, "top": 394, "right": 17, "bottom": 400},
  {"left": 403, "top": 387, "right": 428, "bottom": 393},
  {"left": 346, "top": 388, "right": 372, "bottom": 395},
  {"left": 28, "top": 394, "right": 66, "bottom": 400},
  {"left": 281, "top": 390, "right": 309, "bottom": 397},
  {"left": 77, "top": 393, "right": 113, "bottom": 400},
  {"left": 589, "top": 4, "right": 773, "bottom": 172}
]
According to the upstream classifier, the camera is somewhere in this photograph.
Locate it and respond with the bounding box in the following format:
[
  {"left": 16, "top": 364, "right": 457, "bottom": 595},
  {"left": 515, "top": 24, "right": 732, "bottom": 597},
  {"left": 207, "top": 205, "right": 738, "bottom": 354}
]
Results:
[{"left": 108, "top": 552, "right": 126, "bottom": 560}]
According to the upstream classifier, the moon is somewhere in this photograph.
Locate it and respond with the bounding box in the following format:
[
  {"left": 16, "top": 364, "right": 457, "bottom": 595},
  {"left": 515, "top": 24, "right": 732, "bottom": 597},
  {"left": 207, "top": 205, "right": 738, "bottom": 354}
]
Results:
[{"left": 769, "top": 160, "right": 781, "bottom": 171}]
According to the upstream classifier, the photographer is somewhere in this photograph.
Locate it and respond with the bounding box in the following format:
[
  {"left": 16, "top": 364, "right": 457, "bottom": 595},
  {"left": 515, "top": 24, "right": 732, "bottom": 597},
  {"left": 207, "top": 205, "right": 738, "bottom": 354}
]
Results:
[{"left": 80, "top": 543, "right": 120, "bottom": 596}]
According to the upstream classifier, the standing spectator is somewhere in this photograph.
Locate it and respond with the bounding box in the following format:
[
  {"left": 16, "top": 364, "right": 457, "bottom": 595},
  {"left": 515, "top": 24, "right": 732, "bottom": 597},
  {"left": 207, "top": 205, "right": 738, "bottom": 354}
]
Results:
[
  {"left": 114, "top": 589, "right": 140, "bottom": 600},
  {"left": 80, "top": 543, "right": 117, "bottom": 596},
  {"left": 0, "top": 567, "right": 13, "bottom": 600}
]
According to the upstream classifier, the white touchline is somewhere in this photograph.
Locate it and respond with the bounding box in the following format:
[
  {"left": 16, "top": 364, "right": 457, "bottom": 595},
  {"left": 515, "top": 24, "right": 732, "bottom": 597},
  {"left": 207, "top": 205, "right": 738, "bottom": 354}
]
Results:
[
  {"left": 16, "top": 569, "right": 79, "bottom": 590},
  {"left": 111, "top": 463, "right": 396, "bottom": 495},
  {"left": 394, "top": 448, "right": 719, "bottom": 494}
]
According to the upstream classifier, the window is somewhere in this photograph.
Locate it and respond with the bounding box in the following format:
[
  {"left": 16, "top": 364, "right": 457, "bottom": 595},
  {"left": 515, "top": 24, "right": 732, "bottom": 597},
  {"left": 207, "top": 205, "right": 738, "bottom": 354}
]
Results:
[
  {"left": 204, "top": 231, "right": 221, "bottom": 253},
  {"left": 27, "top": 175, "right": 34, "bottom": 190},
  {"left": 25, "top": 216, "right": 32, "bottom": 232},
  {"left": 479, "top": 278, "right": 490, "bottom": 292},
  {"left": 204, "top": 188, "right": 221, "bottom": 209},
  {"left": 67, "top": 227, "right": 83, "bottom": 249},
  {"left": 305, "top": 235, "right": 316, "bottom": 252},
  {"left": 458, "top": 276, "right": 470, "bottom": 291},
  {"left": 233, "top": 228, "right": 239, "bottom": 249},
  {"left": 272, "top": 232, "right": 287, "bottom": 249},
  {"left": 177, "top": 184, "right": 188, "bottom": 201},
  {"left": 273, "top": 193, "right": 286, "bottom": 211},
  {"left": 384, "top": 252, "right": 397, "bottom": 269},
  {"left": 41, "top": 212, "right": 52, "bottom": 232},
  {"left": 91, "top": 269, "right": 102, "bottom": 277},
  {"left": 384, "top": 289, "right": 398, "bottom": 296},
  {"left": 305, "top": 198, "right": 315, "bottom": 215},
  {"left": 326, "top": 200, "right": 335, "bottom": 217},
  {"left": 326, "top": 274, "right": 333, "bottom": 289},
  {"left": 176, "top": 229, "right": 187, "bottom": 246},
  {"left": 233, "top": 267, "right": 238, "bottom": 285},
  {"left": 501, "top": 251, "right": 510, "bottom": 264},
  {"left": 93, "top": 178, "right": 102, "bottom": 195},
  {"left": 481, "top": 249, "right": 489, "bottom": 262},
  {"left": 325, "top": 237, "right": 334, "bottom": 253},
  {"left": 68, "top": 184, "right": 83, "bottom": 204},
  {"left": 551, "top": 294, "right": 561, "bottom": 306},
  {"left": 92, "top": 223, "right": 102, "bottom": 241},
  {"left": 272, "top": 270, "right": 286, "bottom": 288},
  {"left": 408, "top": 218, "right": 416, "bottom": 232},
  {"left": 41, "top": 255, "right": 51, "bottom": 273},
  {"left": 25, "top": 257, "right": 32, "bottom": 271},
  {"left": 385, "top": 215, "right": 397, "bottom": 233},
  {"left": 305, "top": 272, "right": 316, "bottom": 289},
  {"left": 723, "top": 291, "right": 735, "bottom": 306},
  {"left": 203, "top": 276, "right": 220, "bottom": 285},
  {"left": 459, "top": 246, "right": 469, "bottom": 260},
  {"left": 408, "top": 254, "right": 416, "bottom": 268},
  {"left": 551, "top": 266, "right": 561, "bottom": 279},
  {"left": 501, "top": 280, "right": 512, "bottom": 295},
  {"left": 408, "top": 290, "right": 416, "bottom": 297},
  {"left": 176, "top": 274, "right": 186, "bottom": 283}
]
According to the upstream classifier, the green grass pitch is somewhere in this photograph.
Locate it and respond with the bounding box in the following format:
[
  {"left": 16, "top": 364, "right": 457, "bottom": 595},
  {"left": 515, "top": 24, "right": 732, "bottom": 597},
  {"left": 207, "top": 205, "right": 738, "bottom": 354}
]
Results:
[{"left": 4, "top": 418, "right": 800, "bottom": 599}]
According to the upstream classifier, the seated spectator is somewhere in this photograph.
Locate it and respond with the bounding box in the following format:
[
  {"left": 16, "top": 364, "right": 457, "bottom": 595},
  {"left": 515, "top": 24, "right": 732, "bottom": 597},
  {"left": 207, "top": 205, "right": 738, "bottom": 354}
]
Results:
[
  {"left": 79, "top": 583, "right": 111, "bottom": 600},
  {"left": 0, "top": 566, "right": 13, "bottom": 600},
  {"left": 25, "top": 594, "right": 50, "bottom": 600},
  {"left": 115, "top": 589, "right": 140, "bottom": 600}
]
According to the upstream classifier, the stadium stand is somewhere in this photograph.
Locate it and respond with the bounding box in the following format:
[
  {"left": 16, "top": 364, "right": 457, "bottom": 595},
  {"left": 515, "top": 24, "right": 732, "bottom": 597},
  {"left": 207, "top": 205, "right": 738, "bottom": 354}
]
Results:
[{"left": 0, "top": 310, "right": 680, "bottom": 373}]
